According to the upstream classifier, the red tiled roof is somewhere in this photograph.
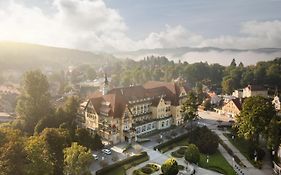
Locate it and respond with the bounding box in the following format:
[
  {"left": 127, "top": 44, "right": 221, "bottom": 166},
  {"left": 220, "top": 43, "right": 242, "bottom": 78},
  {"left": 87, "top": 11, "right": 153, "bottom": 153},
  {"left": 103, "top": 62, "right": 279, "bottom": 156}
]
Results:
[{"left": 88, "top": 81, "right": 189, "bottom": 118}]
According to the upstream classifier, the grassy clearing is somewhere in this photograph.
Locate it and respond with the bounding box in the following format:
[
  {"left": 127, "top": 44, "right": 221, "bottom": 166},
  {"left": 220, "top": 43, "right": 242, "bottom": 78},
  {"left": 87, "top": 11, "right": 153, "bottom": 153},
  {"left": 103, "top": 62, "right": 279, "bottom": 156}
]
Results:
[{"left": 199, "top": 151, "right": 236, "bottom": 175}]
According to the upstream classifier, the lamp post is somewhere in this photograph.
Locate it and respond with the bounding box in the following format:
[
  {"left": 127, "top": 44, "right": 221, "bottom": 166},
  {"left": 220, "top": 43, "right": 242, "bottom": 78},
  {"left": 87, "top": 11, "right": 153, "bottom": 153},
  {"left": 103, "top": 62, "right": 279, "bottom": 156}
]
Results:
[
  {"left": 232, "top": 157, "right": 235, "bottom": 167},
  {"left": 206, "top": 155, "right": 209, "bottom": 164},
  {"left": 254, "top": 150, "right": 257, "bottom": 162},
  {"left": 272, "top": 147, "right": 275, "bottom": 156}
]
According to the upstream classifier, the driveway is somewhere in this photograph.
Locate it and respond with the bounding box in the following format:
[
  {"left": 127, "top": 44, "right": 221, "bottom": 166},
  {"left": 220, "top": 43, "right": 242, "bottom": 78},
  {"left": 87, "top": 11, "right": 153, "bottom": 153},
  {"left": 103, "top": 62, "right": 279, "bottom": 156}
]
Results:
[{"left": 89, "top": 149, "right": 127, "bottom": 175}]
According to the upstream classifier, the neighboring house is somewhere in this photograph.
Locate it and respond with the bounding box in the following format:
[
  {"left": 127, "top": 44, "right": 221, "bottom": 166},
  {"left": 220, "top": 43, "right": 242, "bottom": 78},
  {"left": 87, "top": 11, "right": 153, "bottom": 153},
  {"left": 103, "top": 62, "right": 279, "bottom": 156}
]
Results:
[
  {"left": 232, "top": 89, "right": 243, "bottom": 98},
  {"left": 207, "top": 91, "right": 221, "bottom": 106},
  {"left": 273, "top": 145, "right": 281, "bottom": 174},
  {"left": 221, "top": 95, "right": 236, "bottom": 103},
  {"left": 0, "top": 112, "right": 15, "bottom": 123},
  {"left": 221, "top": 98, "right": 244, "bottom": 118},
  {"left": 242, "top": 85, "right": 268, "bottom": 98},
  {"left": 79, "top": 77, "right": 189, "bottom": 145}
]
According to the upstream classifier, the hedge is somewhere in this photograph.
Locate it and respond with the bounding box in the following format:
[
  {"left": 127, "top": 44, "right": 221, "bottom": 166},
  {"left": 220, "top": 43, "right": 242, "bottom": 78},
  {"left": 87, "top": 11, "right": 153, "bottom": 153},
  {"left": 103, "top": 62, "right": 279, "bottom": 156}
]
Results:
[
  {"left": 96, "top": 152, "right": 149, "bottom": 175},
  {"left": 153, "top": 133, "right": 189, "bottom": 152}
]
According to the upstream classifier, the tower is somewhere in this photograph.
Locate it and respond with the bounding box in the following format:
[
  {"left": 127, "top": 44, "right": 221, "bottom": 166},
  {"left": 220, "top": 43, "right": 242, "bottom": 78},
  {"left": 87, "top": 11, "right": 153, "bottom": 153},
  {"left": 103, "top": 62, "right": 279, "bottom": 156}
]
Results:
[{"left": 102, "top": 73, "right": 109, "bottom": 95}]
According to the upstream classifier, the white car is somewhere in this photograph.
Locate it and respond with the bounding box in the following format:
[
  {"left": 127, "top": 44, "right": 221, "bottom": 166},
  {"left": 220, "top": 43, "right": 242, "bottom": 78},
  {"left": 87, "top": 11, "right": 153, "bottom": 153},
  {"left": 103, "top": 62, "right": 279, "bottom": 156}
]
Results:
[
  {"left": 92, "top": 154, "right": 98, "bottom": 160},
  {"left": 102, "top": 149, "right": 112, "bottom": 155}
]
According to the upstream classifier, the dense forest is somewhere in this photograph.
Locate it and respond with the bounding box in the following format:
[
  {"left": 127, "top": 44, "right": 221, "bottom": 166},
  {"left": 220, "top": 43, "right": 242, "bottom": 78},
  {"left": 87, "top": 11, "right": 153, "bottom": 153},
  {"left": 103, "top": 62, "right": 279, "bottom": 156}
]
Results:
[{"left": 109, "top": 56, "right": 281, "bottom": 94}]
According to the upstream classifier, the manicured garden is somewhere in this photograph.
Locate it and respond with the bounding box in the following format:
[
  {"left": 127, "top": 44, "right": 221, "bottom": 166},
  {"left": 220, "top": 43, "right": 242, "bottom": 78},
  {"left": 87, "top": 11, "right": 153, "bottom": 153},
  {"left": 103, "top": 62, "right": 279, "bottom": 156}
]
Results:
[
  {"left": 160, "top": 126, "right": 237, "bottom": 175},
  {"left": 133, "top": 163, "right": 160, "bottom": 175}
]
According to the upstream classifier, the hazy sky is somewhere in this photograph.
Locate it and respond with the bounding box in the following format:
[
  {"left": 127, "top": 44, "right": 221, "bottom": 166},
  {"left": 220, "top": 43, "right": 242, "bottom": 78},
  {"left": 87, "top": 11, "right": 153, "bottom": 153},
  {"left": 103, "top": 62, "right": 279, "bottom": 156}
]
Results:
[{"left": 0, "top": 0, "right": 281, "bottom": 52}]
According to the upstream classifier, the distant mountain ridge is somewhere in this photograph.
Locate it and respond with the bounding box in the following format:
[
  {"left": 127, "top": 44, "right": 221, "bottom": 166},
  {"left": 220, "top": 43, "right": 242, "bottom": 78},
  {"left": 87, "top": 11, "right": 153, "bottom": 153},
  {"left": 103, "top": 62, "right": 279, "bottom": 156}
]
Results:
[
  {"left": 115, "top": 47, "right": 281, "bottom": 66},
  {"left": 0, "top": 42, "right": 117, "bottom": 71}
]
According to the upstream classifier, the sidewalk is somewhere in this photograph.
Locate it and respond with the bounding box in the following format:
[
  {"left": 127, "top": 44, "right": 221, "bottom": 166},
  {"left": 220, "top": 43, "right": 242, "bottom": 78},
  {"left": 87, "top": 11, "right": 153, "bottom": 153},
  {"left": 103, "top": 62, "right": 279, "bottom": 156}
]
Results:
[{"left": 214, "top": 129, "right": 273, "bottom": 175}]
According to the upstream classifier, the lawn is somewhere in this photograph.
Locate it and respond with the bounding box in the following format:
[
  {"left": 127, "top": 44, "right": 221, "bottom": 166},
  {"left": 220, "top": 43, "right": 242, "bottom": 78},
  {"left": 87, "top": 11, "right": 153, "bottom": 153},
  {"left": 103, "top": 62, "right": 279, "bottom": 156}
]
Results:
[
  {"left": 105, "top": 167, "right": 126, "bottom": 175},
  {"left": 199, "top": 151, "right": 236, "bottom": 175},
  {"left": 223, "top": 133, "right": 258, "bottom": 167},
  {"left": 158, "top": 138, "right": 189, "bottom": 153}
]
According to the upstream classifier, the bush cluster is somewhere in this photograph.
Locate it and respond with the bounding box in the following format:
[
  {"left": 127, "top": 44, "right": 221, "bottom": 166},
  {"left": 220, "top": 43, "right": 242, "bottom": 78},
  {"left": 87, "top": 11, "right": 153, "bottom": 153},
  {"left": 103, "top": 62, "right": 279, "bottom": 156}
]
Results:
[{"left": 184, "top": 144, "right": 200, "bottom": 164}]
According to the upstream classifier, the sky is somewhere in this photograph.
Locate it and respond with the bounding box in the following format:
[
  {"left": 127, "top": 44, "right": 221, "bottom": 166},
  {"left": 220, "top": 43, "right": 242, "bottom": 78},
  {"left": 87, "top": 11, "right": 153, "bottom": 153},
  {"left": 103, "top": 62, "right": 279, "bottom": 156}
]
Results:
[{"left": 0, "top": 0, "right": 281, "bottom": 52}]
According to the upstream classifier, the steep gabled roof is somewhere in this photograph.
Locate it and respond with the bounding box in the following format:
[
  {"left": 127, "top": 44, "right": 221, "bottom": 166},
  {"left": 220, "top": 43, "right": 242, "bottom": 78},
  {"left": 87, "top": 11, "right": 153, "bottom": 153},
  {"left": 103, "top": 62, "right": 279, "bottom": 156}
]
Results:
[
  {"left": 87, "top": 81, "right": 190, "bottom": 118},
  {"left": 231, "top": 98, "right": 245, "bottom": 110}
]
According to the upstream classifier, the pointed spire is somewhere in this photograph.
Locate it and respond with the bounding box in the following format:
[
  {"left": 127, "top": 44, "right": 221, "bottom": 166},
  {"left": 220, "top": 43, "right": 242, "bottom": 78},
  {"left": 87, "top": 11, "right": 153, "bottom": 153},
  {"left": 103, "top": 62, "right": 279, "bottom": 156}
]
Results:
[{"left": 104, "top": 73, "right": 108, "bottom": 85}]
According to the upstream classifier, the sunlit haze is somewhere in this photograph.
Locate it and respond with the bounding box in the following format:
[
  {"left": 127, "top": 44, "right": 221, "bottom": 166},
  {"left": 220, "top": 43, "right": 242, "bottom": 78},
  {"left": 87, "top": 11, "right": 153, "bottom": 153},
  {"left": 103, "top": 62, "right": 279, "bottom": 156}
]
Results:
[{"left": 0, "top": 0, "right": 281, "bottom": 52}]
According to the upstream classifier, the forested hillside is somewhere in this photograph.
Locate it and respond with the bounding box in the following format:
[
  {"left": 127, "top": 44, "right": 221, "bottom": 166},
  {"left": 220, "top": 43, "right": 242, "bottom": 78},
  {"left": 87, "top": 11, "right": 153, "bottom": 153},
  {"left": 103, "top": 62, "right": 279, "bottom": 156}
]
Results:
[
  {"left": 0, "top": 42, "right": 118, "bottom": 71},
  {"left": 110, "top": 56, "right": 281, "bottom": 94}
]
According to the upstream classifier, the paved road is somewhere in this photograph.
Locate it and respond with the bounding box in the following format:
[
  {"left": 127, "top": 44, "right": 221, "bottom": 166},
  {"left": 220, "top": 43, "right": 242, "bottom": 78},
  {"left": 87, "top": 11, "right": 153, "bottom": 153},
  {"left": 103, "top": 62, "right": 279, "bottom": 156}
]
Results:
[
  {"left": 89, "top": 148, "right": 127, "bottom": 175},
  {"left": 198, "top": 110, "right": 274, "bottom": 175}
]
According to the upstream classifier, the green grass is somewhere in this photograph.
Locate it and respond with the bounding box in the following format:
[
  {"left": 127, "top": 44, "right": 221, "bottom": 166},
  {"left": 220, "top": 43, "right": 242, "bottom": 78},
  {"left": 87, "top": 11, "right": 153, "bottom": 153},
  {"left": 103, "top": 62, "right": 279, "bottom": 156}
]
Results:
[
  {"left": 159, "top": 139, "right": 189, "bottom": 153},
  {"left": 199, "top": 151, "right": 236, "bottom": 175},
  {"left": 223, "top": 133, "right": 257, "bottom": 167},
  {"left": 105, "top": 167, "right": 125, "bottom": 175}
]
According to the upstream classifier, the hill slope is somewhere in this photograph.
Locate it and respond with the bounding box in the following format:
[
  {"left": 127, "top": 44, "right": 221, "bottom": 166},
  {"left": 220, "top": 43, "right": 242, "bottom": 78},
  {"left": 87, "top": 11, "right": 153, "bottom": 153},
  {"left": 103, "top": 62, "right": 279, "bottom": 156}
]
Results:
[{"left": 0, "top": 42, "right": 117, "bottom": 70}]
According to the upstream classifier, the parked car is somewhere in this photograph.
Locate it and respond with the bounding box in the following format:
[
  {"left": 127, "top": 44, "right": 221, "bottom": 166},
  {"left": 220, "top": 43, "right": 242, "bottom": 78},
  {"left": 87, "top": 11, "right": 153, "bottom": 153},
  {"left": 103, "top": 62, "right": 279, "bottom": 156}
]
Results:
[
  {"left": 92, "top": 154, "right": 98, "bottom": 160},
  {"left": 102, "top": 149, "right": 112, "bottom": 155}
]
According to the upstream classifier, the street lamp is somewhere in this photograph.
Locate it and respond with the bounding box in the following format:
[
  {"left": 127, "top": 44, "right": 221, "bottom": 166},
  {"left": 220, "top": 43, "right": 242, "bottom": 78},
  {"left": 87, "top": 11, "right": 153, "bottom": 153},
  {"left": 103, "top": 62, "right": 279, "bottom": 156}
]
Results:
[
  {"left": 272, "top": 147, "right": 275, "bottom": 156},
  {"left": 232, "top": 157, "right": 235, "bottom": 166},
  {"left": 254, "top": 150, "right": 257, "bottom": 162},
  {"left": 206, "top": 155, "right": 209, "bottom": 164}
]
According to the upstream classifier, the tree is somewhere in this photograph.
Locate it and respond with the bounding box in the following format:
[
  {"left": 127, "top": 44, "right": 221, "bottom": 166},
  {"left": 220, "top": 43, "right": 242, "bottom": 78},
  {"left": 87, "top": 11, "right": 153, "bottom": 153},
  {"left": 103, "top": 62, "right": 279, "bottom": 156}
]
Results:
[
  {"left": 203, "top": 98, "right": 211, "bottom": 111},
  {"left": 63, "top": 142, "right": 92, "bottom": 175},
  {"left": 161, "top": 158, "right": 179, "bottom": 175},
  {"left": 0, "top": 128, "right": 26, "bottom": 175},
  {"left": 184, "top": 144, "right": 200, "bottom": 164},
  {"left": 75, "top": 128, "right": 103, "bottom": 150},
  {"left": 221, "top": 77, "right": 235, "bottom": 94},
  {"left": 41, "top": 128, "right": 71, "bottom": 175},
  {"left": 235, "top": 96, "right": 276, "bottom": 146},
  {"left": 230, "top": 58, "right": 237, "bottom": 67},
  {"left": 24, "top": 136, "right": 54, "bottom": 175},
  {"left": 189, "top": 126, "right": 218, "bottom": 154},
  {"left": 182, "top": 91, "right": 198, "bottom": 132},
  {"left": 16, "top": 70, "right": 51, "bottom": 134}
]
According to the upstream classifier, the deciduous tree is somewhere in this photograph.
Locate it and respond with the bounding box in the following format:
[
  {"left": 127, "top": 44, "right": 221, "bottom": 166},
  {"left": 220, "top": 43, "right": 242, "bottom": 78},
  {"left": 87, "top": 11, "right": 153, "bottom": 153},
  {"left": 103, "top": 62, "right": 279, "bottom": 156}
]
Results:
[{"left": 63, "top": 142, "right": 92, "bottom": 175}]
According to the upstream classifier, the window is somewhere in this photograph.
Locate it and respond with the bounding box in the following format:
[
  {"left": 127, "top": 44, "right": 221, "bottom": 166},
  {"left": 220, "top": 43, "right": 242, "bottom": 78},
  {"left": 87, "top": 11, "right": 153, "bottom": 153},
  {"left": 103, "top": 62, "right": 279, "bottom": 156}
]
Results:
[
  {"left": 147, "top": 123, "right": 151, "bottom": 130},
  {"left": 162, "top": 121, "right": 165, "bottom": 127},
  {"left": 136, "top": 127, "right": 140, "bottom": 134},
  {"left": 142, "top": 125, "right": 146, "bottom": 132},
  {"left": 166, "top": 120, "right": 169, "bottom": 126}
]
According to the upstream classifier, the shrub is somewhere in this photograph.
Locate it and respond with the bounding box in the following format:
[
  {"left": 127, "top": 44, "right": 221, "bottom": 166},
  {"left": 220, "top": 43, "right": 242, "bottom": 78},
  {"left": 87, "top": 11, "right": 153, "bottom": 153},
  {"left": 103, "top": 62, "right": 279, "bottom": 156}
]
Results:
[
  {"left": 177, "top": 147, "right": 187, "bottom": 155},
  {"left": 171, "top": 151, "right": 183, "bottom": 158},
  {"left": 154, "top": 133, "right": 189, "bottom": 152},
  {"left": 161, "top": 158, "right": 179, "bottom": 175},
  {"left": 133, "top": 169, "right": 146, "bottom": 175},
  {"left": 178, "top": 165, "right": 185, "bottom": 170},
  {"left": 146, "top": 163, "right": 159, "bottom": 171},
  {"left": 184, "top": 144, "right": 200, "bottom": 164},
  {"left": 141, "top": 166, "right": 153, "bottom": 174}
]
